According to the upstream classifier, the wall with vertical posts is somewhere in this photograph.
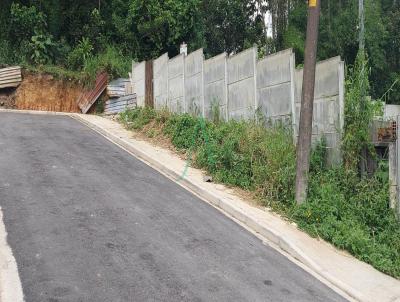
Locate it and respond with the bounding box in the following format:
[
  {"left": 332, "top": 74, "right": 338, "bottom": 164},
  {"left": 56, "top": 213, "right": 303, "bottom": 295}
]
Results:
[{"left": 133, "top": 47, "right": 345, "bottom": 165}]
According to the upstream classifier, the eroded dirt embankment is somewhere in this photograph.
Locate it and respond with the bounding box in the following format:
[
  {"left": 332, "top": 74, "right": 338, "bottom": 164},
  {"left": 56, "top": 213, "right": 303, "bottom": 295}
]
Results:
[{"left": 10, "top": 72, "right": 82, "bottom": 112}]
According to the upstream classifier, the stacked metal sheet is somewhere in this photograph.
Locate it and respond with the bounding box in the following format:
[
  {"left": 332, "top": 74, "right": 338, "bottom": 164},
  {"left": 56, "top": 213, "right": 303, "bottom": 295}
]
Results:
[
  {"left": 104, "top": 94, "right": 137, "bottom": 115},
  {"left": 107, "top": 78, "right": 131, "bottom": 98},
  {"left": 0, "top": 66, "right": 22, "bottom": 89}
]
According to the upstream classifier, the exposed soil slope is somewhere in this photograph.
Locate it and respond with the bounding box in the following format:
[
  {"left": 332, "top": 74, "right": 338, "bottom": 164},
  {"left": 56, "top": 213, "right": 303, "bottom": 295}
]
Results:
[{"left": 13, "top": 72, "right": 82, "bottom": 112}]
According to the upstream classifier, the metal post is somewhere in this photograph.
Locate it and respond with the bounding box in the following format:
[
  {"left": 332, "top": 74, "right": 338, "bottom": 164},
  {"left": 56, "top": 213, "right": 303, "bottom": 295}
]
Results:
[{"left": 295, "top": 0, "right": 321, "bottom": 204}]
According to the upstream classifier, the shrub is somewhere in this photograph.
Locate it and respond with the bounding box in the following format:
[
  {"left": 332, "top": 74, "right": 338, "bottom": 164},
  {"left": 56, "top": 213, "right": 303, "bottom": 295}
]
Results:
[
  {"left": 67, "top": 37, "right": 94, "bottom": 70},
  {"left": 119, "top": 106, "right": 400, "bottom": 279},
  {"left": 9, "top": 3, "right": 47, "bottom": 45},
  {"left": 0, "top": 39, "right": 13, "bottom": 66},
  {"left": 83, "top": 46, "right": 131, "bottom": 84},
  {"left": 29, "top": 31, "right": 57, "bottom": 65}
]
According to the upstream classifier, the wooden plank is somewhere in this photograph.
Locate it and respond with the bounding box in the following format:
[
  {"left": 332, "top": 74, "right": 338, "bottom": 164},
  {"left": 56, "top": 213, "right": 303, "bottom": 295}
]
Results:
[{"left": 145, "top": 60, "right": 154, "bottom": 108}]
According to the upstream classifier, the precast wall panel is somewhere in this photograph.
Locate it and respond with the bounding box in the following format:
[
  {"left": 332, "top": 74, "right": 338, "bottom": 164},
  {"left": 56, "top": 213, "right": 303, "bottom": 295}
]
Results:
[
  {"left": 257, "top": 49, "right": 294, "bottom": 125},
  {"left": 294, "top": 56, "right": 345, "bottom": 165},
  {"left": 133, "top": 61, "right": 146, "bottom": 107},
  {"left": 204, "top": 53, "right": 228, "bottom": 120},
  {"left": 227, "top": 47, "right": 257, "bottom": 120},
  {"left": 168, "top": 54, "right": 185, "bottom": 113},
  {"left": 153, "top": 53, "right": 169, "bottom": 110},
  {"left": 185, "top": 49, "right": 204, "bottom": 116}
]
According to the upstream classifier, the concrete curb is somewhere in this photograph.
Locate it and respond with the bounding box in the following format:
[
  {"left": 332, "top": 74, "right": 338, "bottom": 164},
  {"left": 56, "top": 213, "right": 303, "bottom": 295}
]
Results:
[
  {"left": 0, "top": 109, "right": 72, "bottom": 115},
  {"left": 70, "top": 113, "right": 363, "bottom": 302}
]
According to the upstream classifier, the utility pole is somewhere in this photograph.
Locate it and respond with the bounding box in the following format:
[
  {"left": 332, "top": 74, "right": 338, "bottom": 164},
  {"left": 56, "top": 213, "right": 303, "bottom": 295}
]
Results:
[
  {"left": 359, "top": 0, "right": 368, "bottom": 176},
  {"left": 295, "top": 0, "right": 321, "bottom": 204}
]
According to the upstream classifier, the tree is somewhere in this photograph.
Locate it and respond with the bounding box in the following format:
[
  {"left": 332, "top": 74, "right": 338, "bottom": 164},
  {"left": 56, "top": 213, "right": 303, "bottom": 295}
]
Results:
[
  {"left": 200, "top": 0, "right": 267, "bottom": 57},
  {"left": 126, "top": 0, "right": 202, "bottom": 60}
]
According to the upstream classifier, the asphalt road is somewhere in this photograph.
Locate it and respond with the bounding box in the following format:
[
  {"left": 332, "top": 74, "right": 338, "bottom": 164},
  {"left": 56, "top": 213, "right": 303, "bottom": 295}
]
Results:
[{"left": 0, "top": 112, "right": 347, "bottom": 302}]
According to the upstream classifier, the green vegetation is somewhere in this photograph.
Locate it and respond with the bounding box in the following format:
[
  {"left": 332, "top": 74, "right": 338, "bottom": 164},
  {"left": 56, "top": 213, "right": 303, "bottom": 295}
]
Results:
[
  {"left": 0, "top": 1, "right": 398, "bottom": 101},
  {"left": 0, "top": 0, "right": 398, "bottom": 278},
  {"left": 119, "top": 106, "right": 400, "bottom": 279}
]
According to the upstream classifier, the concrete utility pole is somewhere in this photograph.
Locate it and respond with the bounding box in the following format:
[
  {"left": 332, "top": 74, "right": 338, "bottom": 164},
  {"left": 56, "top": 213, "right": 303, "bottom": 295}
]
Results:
[
  {"left": 295, "top": 0, "right": 321, "bottom": 204},
  {"left": 359, "top": 0, "right": 368, "bottom": 176}
]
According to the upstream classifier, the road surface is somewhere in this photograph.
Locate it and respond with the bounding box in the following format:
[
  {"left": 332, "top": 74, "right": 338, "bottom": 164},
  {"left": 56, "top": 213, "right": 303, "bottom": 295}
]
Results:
[{"left": 0, "top": 112, "right": 347, "bottom": 302}]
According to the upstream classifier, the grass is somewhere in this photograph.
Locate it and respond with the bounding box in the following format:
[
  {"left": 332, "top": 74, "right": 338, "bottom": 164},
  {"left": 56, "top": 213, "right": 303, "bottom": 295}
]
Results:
[
  {"left": 119, "top": 107, "right": 400, "bottom": 279},
  {"left": 19, "top": 46, "right": 131, "bottom": 87},
  {"left": 22, "top": 64, "right": 85, "bottom": 82}
]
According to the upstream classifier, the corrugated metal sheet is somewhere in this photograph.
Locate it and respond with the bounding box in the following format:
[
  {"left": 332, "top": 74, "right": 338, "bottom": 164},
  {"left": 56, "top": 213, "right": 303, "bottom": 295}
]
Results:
[
  {"left": 0, "top": 66, "right": 22, "bottom": 89},
  {"left": 104, "top": 94, "right": 136, "bottom": 115},
  {"left": 107, "top": 78, "right": 131, "bottom": 98},
  {"left": 76, "top": 72, "right": 108, "bottom": 114}
]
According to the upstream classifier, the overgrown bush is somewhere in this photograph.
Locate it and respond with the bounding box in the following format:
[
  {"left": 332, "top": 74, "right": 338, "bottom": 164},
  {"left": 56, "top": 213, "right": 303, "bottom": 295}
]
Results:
[
  {"left": 0, "top": 39, "right": 13, "bottom": 66},
  {"left": 8, "top": 3, "right": 54, "bottom": 64},
  {"left": 119, "top": 107, "right": 400, "bottom": 279},
  {"left": 9, "top": 3, "right": 47, "bottom": 46},
  {"left": 67, "top": 37, "right": 94, "bottom": 70},
  {"left": 292, "top": 167, "right": 400, "bottom": 277},
  {"left": 83, "top": 46, "right": 131, "bottom": 84},
  {"left": 29, "top": 31, "right": 57, "bottom": 65}
]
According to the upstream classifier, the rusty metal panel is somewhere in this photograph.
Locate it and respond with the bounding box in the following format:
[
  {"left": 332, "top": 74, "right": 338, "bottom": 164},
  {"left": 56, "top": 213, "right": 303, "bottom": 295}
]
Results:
[
  {"left": 0, "top": 66, "right": 22, "bottom": 89},
  {"left": 76, "top": 72, "right": 108, "bottom": 114}
]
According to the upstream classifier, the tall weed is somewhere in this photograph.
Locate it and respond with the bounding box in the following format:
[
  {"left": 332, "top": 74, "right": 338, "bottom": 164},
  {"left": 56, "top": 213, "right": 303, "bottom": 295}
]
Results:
[{"left": 119, "top": 107, "right": 400, "bottom": 279}]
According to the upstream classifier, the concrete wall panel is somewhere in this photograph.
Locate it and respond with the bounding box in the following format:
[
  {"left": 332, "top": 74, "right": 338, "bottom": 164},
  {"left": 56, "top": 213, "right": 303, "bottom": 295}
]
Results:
[
  {"left": 153, "top": 53, "right": 169, "bottom": 110},
  {"left": 168, "top": 54, "right": 185, "bottom": 113},
  {"left": 257, "top": 49, "right": 292, "bottom": 88},
  {"left": 185, "top": 49, "right": 203, "bottom": 115},
  {"left": 256, "top": 49, "right": 293, "bottom": 123},
  {"left": 227, "top": 48, "right": 256, "bottom": 84},
  {"left": 204, "top": 53, "right": 227, "bottom": 120},
  {"left": 228, "top": 77, "right": 255, "bottom": 119},
  {"left": 133, "top": 61, "right": 146, "bottom": 107},
  {"left": 227, "top": 47, "right": 256, "bottom": 120},
  {"left": 258, "top": 82, "right": 292, "bottom": 120},
  {"left": 294, "top": 56, "right": 344, "bottom": 165}
]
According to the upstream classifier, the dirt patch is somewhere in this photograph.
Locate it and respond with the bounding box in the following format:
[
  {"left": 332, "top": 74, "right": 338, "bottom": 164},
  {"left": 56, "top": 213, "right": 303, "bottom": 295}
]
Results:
[{"left": 13, "top": 72, "right": 82, "bottom": 112}]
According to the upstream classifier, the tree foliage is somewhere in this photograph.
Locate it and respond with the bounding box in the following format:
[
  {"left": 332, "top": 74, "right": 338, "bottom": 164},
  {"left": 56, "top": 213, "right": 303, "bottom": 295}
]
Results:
[{"left": 0, "top": 0, "right": 398, "bottom": 102}]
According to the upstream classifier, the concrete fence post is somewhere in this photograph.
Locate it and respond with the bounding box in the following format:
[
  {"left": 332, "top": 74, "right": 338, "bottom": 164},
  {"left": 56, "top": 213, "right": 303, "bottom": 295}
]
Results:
[
  {"left": 289, "top": 50, "right": 297, "bottom": 141},
  {"left": 253, "top": 47, "right": 258, "bottom": 116},
  {"left": 224, "top": 53, "right": 229, "bottom": 121}
]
